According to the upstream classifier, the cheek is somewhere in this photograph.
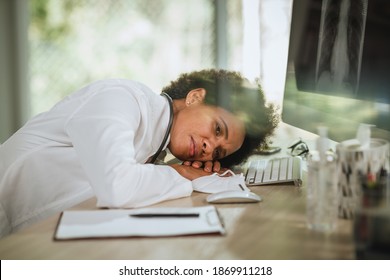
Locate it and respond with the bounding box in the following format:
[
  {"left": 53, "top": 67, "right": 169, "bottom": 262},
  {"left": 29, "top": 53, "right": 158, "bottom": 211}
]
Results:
[
  {"left": 178, "top": 110, "right": 208, "bottom": 133},
  {"left": 168, "top": 114, "right": 190, "bottom": 154}
]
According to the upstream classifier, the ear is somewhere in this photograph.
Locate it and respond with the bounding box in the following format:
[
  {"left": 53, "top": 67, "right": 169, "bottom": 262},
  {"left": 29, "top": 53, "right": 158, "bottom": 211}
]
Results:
[{"left": 185, "top": 88, "right": 206, "bottom": 106}]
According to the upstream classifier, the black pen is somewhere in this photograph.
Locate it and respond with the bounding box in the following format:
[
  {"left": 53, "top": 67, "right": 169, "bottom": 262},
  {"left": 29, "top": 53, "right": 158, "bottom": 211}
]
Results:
[{"left": 129, "top": 213, "right": 200, "bottom": 218}]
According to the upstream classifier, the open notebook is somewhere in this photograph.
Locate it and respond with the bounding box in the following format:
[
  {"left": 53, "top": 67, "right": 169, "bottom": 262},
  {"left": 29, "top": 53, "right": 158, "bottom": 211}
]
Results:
[
  {"left": 54, "top": 206, "right": 225, "bottom": 240},
  {"left": 245, "top": 156, "right": 302, "bottom": 186}
]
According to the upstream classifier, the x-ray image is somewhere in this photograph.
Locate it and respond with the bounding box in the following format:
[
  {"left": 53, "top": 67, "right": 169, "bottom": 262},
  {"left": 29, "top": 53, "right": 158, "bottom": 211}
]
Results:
[{"left": 315, "top": 0, "right": 368, "bottom": 95}]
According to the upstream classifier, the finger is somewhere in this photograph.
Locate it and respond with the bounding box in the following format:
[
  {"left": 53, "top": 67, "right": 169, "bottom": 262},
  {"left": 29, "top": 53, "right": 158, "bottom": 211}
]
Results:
[
  {"left": 203, "top": 161, "right": 213, "bottom": 172},
  {"left": 191, "top": 161, "right": 203, "bottom": 168},
  {"left": 212, "top": 161, "right": 221, "bottom": 172},
  {"left": 182, "top": 161, "right": 192, "bottom": 166}
]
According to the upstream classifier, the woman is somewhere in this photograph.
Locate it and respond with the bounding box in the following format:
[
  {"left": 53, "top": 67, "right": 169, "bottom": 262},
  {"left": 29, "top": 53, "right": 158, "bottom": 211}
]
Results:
[{"left": 0, "top": 69, "right": 278, "bottom": 237}]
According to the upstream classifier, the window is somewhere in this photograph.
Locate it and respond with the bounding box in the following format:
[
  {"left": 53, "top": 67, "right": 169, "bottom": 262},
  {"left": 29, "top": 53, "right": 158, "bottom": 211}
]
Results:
[
  {"left": 0, "top": 0, "right": 292, "bottom": 142},
  {"left": 29, "top": 0, "right": 246, "bottom": 115}
]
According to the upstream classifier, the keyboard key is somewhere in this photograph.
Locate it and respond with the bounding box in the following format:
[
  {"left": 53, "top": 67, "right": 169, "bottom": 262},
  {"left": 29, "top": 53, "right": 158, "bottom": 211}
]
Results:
[
  {"left": 287, "top": 157, "right": 293, "bottom": 180},
  {"left": 279, "top": 157, "right": 288, "bottom": 180},
  {"left": 262, "top": 161, "right": 273, "bottom": 183},
  {"left": 246, "top": 167, "right": 257, "bottom": 184},
  {"left": 270, "top": 159, "right": 280, "bottom": 181},
  {"left": 254, "top": 168, "right": 264, "bottom": 184}
]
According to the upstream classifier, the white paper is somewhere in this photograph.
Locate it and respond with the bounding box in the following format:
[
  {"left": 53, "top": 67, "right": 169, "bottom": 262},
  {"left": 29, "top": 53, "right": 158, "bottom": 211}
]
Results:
[{"left": 55, "top": 206, "right": 225, "bottom": 240}]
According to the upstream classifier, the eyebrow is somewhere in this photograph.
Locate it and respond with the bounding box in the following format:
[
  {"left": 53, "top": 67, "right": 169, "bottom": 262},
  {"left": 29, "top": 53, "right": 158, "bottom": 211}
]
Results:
[{"left": 220, "top": 117, "right": 229, "bottom": 140}]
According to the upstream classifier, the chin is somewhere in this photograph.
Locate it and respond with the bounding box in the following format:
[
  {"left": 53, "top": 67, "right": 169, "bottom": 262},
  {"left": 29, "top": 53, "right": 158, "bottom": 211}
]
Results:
[
  {"left": 169, "top": 149, "right": 186, "bottom": 162},
  {"left": 169, "top": 141, "right": 190, "bottom": 161}
]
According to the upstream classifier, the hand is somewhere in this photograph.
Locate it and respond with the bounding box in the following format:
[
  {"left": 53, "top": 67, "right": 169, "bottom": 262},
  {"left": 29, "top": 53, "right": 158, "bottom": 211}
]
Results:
[
  {"left": 169, "top": 164, "right": 214, "bottom": 181},
  {"left": 182, "top": 160, "right": 222, "bottom": 173}
]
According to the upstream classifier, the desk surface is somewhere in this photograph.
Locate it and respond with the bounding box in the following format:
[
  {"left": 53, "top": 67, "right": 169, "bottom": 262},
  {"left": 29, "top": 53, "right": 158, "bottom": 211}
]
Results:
[
  {"left": 0, "top": 123, "right": 355, "bottom": 259},
  {"left": 0, "top": 185, "right": 354, "bottom": 260}
]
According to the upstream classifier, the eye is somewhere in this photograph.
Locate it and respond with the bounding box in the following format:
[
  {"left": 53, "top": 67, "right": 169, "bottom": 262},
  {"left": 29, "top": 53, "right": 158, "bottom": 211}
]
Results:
[{"left": 216, "top": 123, "right": 221, "bottom": 136}]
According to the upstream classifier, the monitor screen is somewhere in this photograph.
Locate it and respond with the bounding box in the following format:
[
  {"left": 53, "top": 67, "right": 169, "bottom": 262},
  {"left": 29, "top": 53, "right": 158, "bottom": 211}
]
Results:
[{"left": 282, "top": 0, "right": 390, "bottom": 142}]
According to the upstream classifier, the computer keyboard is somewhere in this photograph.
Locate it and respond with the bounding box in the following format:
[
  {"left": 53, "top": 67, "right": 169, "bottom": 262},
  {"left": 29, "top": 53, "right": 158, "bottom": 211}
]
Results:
[{"left": 245, "top": 156, "right": 302, "bottom": 186}]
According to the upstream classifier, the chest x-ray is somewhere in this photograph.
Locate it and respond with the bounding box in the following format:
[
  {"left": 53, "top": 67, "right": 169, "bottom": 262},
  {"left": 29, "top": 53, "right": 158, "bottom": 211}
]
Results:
[{"left": 315, "top": 0, "right": 367, "bottom": 95}]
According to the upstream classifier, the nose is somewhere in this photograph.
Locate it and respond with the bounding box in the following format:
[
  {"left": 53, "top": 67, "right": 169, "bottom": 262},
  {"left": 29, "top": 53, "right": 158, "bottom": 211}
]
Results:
[{"left": 202, "top": 137, "right": 218, "bottom": 157}]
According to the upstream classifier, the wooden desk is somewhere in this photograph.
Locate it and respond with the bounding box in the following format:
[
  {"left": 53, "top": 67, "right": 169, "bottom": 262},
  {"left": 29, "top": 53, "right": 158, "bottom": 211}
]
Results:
[
  {"left": 0, "top": 123, "right": 355, "bottom": 259},
  {"left": 0, "top": 184, "right": 354, "bottom": 260}
]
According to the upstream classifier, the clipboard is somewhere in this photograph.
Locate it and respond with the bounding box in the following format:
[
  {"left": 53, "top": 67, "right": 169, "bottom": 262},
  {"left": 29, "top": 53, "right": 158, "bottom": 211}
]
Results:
[{"left": 54, "top": 206, "right": 225, "bottom": 240}]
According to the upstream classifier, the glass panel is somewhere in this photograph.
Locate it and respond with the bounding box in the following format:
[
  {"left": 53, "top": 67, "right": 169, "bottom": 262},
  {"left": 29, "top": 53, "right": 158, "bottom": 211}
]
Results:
[{"left": 28, "top": 0, "right": 216, "bottom": 115}]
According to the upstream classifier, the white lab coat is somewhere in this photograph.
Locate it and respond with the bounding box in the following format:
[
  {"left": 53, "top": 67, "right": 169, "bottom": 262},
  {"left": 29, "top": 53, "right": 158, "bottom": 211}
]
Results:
[{"left": 0, "top": 79, "right": 193, "bottom": 237}]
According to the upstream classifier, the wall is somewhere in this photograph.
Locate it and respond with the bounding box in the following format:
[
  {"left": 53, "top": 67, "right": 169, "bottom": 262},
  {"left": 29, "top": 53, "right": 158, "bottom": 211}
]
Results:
[{"left": 0, "top": 0, "right": 29, "bottom": 143}]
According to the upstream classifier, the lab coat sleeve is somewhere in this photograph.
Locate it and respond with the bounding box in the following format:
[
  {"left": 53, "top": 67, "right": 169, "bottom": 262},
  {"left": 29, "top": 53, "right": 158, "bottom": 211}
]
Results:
[{"left": 64, "top": 87, "right": 193, "bottom": 208}]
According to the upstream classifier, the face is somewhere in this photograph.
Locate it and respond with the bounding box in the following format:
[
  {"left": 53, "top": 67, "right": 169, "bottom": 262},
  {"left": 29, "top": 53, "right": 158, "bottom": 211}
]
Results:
[{"left": 168, "top": 103, "right": 245, "bottom": 162}]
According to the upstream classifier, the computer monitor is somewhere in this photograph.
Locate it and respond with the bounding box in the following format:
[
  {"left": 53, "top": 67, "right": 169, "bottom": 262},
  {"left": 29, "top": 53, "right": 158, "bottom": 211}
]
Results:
[{"left": 282, "top": 0, "right": 390, "bottom": 142}]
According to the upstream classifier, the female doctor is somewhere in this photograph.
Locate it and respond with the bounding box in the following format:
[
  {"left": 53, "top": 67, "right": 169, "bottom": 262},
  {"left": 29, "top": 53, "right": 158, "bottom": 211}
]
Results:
[{"left": 0, "top": 69, "right": 278, "bottom": 237}]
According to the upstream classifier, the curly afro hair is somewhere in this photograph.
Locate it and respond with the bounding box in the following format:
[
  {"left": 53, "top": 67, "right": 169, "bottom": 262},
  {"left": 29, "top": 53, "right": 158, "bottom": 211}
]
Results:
[{"left": 162, "top": 69, "right": 279, "bottom": 167}]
